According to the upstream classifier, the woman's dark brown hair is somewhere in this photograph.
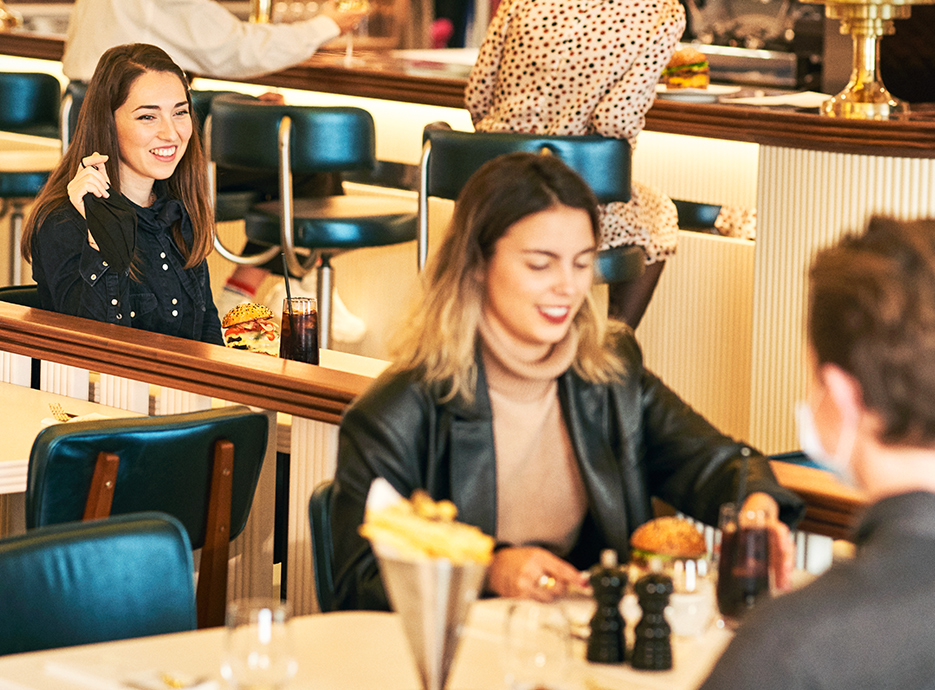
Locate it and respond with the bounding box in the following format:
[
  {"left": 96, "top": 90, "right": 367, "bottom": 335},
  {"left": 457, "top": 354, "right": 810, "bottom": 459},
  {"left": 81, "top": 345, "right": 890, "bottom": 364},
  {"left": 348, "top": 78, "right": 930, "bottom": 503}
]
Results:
[
  {"left": 809, "top": 216, "right": 935, "bottom": 445},
  {"left": 22, "top": 43, "right": 214, "bottom": 270}
]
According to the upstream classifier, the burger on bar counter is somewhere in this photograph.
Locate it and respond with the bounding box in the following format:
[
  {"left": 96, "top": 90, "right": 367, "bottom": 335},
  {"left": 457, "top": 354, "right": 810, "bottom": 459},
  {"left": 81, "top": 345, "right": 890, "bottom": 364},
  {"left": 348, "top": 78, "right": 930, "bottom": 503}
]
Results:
[{"left": 661, "top": 47, "right": 711, "bottom": 89}]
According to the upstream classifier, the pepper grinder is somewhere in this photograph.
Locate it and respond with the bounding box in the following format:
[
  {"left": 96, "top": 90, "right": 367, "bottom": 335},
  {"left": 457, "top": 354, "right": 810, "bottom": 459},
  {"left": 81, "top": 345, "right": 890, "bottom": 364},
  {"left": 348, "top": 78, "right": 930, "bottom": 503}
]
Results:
[
  {"left": 631, "top": 573, "right": 674, "bottom": 671},
  {"left": 586, "top": 549, "right": 627, "bottom": 664}
]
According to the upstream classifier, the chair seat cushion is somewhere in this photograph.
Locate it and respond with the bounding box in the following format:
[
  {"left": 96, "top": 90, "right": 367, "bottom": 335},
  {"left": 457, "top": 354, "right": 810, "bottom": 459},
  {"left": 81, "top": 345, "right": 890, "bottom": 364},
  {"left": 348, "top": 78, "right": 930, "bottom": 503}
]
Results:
[
  {"left": 0, "top": 171, "right": 49, "bottom": 198},
  {"left": 246, "top": 195, "right": 417, "bottom": 250}
]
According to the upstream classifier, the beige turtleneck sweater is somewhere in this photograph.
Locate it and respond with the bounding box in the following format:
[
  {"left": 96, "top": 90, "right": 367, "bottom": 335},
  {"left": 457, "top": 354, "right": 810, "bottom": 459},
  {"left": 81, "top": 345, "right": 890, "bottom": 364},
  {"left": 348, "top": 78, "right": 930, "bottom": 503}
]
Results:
[{"left": 479, "top": 318, "right": 588, "bottom": 557}]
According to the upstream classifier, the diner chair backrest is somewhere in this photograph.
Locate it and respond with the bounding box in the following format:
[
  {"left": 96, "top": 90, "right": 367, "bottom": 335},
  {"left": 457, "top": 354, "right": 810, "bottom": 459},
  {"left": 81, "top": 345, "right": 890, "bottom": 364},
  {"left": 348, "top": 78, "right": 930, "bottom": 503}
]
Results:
[
  {"left": 417, "top": 126, "right": 632, "bottom": 270},
  {"left": 0, "top": 72, "right": 60, "bottom": 139},
  {"left": 0, "top": 512, "right": 196, "bottom": 656},
  {"left": 26, "top": 405, "right": 269, "bottom": 628},
  {"left": 209, "top": 94, "right": 377, "bottom": 175},
  {"left": 308, "top": 480, "right": 335, "bottom": 612}
]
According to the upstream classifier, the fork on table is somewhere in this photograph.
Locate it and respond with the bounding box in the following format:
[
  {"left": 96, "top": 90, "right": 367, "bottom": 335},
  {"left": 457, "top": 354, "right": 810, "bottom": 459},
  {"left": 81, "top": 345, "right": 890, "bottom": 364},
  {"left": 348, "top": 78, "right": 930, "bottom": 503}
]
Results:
[{"left": 48, "top": 402, "right": 77, "bottom": 422}]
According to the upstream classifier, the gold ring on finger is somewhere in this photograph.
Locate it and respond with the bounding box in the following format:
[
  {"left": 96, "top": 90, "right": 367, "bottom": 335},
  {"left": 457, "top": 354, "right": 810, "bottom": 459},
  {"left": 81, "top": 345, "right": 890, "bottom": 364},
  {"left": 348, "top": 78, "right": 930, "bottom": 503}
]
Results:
[{"left": 537, "top": 574, "right": 556, "bottom": 590}]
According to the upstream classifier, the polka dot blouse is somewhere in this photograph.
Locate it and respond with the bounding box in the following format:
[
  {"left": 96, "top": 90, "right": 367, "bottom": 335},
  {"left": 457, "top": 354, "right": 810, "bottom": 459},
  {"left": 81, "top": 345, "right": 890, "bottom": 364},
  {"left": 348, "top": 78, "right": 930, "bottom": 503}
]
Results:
[{"left": 466, "top": 0, "right": 686, "bottom": 262}]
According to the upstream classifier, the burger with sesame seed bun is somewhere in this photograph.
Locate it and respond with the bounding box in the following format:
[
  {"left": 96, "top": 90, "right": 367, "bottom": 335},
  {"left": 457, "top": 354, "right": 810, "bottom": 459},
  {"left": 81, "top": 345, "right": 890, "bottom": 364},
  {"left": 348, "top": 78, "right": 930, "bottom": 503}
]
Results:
[{"left": 222, "top": 303, "right": 280, "bottom": 356}]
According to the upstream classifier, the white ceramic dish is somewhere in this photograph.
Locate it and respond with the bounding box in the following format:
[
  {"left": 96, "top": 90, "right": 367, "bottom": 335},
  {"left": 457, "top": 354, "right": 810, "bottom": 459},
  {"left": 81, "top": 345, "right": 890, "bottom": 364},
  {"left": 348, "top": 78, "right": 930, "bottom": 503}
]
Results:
[{"left": 655, "top": 84, "right": 741, "bottom": 103}]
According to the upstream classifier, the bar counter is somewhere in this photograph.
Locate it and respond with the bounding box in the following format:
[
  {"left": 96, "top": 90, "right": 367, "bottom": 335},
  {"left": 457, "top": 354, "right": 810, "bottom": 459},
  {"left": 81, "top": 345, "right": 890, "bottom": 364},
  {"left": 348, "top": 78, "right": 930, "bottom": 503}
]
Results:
[{"left": 2, "top": 32, "right": 935, "bottom": 157}]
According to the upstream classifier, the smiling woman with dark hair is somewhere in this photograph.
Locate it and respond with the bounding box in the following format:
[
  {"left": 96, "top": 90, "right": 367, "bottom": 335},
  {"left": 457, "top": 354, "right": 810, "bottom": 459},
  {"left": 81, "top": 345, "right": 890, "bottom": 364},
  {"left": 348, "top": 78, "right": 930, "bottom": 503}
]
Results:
[
  {"left": 330, "top": 152, "right": 804, "bottom": 611},
  {"left": 22, "top": 43, "right": 222, "bottom": 344}
]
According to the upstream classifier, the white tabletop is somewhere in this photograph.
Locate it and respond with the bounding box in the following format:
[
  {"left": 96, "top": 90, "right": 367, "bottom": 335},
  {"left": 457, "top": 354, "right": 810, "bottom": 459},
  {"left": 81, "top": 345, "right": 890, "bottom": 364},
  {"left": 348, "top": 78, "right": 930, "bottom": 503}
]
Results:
[
  {"left": 0, "top": 382, "right": 141, "bottom": 495},
  {"left": 0, "top": 600, "right": 733, "bottom": 690}
]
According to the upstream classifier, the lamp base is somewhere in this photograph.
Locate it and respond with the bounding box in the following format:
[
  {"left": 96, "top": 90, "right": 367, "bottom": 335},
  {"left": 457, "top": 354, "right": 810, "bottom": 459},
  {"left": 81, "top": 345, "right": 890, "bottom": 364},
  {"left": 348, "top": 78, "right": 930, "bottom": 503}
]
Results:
[{"left": 822, "top": 83, "right": 908, "bottom": 119}]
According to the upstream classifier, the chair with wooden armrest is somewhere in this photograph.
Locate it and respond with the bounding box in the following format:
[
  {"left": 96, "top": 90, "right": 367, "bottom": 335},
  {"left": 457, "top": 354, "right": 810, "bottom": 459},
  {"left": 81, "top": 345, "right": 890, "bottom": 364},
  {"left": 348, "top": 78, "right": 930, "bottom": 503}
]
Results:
[
  {"left": 417, "top": 125, "right": 643, "bottom": 286},
  {"left": 26, "top": 405, "right": 269, "bottom": 628},
  {"left": 0, "top": 512, "right": 196, "bottom": 656},
  {"left": 308, "top": 479, "right": 335, "bottom": 613}
]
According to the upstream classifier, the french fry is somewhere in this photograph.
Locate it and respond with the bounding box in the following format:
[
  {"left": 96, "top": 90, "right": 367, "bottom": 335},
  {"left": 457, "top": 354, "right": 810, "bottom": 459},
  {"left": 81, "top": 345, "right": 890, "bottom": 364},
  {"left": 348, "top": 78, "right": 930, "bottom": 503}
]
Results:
[{"left": 360, "top": 491, "right": 494, "bottom": 564}]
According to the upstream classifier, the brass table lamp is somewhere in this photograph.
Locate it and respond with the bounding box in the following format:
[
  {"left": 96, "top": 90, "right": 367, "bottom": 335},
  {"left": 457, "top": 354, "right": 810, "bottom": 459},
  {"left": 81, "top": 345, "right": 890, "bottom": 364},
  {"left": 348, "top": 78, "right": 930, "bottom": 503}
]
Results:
[{"left": 812, "top": 0, "right": 935, "bottom": 119}]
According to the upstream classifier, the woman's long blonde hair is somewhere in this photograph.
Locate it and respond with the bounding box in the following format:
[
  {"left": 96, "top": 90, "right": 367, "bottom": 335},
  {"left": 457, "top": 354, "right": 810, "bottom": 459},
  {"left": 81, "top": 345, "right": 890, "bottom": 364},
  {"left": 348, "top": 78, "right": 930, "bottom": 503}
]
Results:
[
  {"left": 390, "top": 152, "right": 627, "bottom": 402},
  {"left": 21, "top": 43, "right": 214, "bottom": 270}
]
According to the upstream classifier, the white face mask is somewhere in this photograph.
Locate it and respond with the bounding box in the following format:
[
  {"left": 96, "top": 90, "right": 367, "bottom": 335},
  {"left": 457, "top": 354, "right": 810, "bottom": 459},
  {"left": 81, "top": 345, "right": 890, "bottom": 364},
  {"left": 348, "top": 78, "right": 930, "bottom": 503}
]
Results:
[{"left": 795, "top": 401, "right": 858, "bottom": 487}]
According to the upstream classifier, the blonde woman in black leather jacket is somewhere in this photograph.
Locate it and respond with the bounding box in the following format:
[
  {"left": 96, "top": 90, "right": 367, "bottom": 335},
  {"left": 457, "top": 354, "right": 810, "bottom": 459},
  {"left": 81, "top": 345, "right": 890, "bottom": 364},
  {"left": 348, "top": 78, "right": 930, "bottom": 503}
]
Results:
[{"left": 331, "top": 153, "right": 804, "bottom": 611}]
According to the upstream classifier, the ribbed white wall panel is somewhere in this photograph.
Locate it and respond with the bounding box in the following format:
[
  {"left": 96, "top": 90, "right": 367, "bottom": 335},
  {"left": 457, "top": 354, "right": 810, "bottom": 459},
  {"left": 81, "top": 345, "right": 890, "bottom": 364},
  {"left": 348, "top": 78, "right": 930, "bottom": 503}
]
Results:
[
  {"left": 157, "top": 387, "right": 213, "bottom": 415},
  {"left": 39, "top": 362, "right": 88, "bottom": 399},
  {"left": 750, "top": 146, "right": 935, "bottom": 453},
  {"left": 286, "top": 416, "right": 340, "bottom": 615},
  {"left": 98, "top": 373, "right": 149, "bottom": 414},
  {"left": 634, "top": 131, "right": 760, "bottom": 207},
  {"left": 0, "top": 352, "right": 30, "bottom": 386},
  {"left": 638, "top": 231, "right": 756, "bottom": 441}
]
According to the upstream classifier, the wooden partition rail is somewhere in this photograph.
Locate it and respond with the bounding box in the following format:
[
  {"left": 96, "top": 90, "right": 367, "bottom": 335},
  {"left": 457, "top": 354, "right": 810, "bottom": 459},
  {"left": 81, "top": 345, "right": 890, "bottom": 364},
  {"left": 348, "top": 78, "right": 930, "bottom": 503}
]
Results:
[{"left": 0, "top": 303, "right": 371, "bottom": 424}]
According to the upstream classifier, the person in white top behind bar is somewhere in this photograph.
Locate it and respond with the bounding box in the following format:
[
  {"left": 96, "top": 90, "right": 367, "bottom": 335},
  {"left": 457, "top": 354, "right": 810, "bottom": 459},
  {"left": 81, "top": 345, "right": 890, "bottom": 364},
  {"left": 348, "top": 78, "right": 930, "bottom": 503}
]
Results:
[{"left": 62, "top": 0, "right": 366, "bottom": 82}]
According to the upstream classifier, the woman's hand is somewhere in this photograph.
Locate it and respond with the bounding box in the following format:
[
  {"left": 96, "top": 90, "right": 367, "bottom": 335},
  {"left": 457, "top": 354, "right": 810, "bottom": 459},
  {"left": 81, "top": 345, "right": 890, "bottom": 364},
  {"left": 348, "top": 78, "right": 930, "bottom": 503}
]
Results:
[
  {"left": 741, "top": 491, "right": 795, "bottom": 592},
  {"left": 67, "top": 153, "right": 111, "bottom": 220},
  {"left": 486, "top": 546, "right": 588, "bottom": 602}
]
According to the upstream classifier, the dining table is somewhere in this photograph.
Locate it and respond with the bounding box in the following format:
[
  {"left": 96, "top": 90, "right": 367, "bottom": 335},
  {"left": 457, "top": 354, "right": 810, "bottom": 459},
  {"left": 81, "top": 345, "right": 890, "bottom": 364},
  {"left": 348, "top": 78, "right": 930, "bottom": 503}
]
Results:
[
  {"left": 0, "top": 380, "right": 143, "bottom": 496},
  {"left": 0, "top": 598, "right": 734, "bottom": 690},
  {"left": 0, "top": 380, "right": 143, "bottom": 535}
]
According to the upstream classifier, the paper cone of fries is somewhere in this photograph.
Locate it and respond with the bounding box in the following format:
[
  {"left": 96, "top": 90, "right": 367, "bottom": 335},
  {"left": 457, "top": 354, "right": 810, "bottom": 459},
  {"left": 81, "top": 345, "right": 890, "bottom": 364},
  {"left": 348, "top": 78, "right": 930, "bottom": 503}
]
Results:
[
  {"left": 360, "top": 479, "right": 494, "bottom": 690},
  {"left": 378, "top": 554, "right": 487, "bottom": 690}
]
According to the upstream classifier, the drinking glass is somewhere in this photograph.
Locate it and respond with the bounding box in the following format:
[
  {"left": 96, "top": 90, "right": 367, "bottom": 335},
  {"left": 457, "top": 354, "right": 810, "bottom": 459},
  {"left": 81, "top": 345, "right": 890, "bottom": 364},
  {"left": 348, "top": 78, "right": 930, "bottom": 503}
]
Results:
[
  {"left": 337, "top": 0, "right": 371, "bottom": 65},
  {"left": 279, "top": 297, "right": 319, "bottom": 365},
  {"left": 504, "top": 601, "right": 572, "bottom": 690},
  {"left": 220, "top": 598, "right": 298, "bottom": 690},
  {"left": 715, "top": 503, "right": 772, "bottom": 627}
]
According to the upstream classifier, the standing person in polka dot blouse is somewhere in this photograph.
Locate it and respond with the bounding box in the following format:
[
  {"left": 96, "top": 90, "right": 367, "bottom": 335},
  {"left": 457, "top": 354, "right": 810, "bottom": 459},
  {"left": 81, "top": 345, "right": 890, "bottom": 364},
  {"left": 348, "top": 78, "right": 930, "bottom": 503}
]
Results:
[{"left": 466, "top": 0, "right": 685, "bottom": 328}]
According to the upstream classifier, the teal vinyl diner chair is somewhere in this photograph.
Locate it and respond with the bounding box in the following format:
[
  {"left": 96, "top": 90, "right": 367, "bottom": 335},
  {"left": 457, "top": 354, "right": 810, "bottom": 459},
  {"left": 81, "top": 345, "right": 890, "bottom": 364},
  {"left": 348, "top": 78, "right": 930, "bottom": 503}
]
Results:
[
  {"left": 26, "top": 405, "right": 269, "bottom": 628},
  {"left": 209, "top": 94, "right": 418, "bottom": 349},
  {"left": 0, "top": 512, "right": 196, "bottom": 656},
  {"left": 308, "top": 480, "right": 335, "bottom": 612},
  {"left": 417, "top": 125, "right": 644, "bottom": 285},
  {"left": 0, "top": 72, "right": 61, "bottom": 285}
]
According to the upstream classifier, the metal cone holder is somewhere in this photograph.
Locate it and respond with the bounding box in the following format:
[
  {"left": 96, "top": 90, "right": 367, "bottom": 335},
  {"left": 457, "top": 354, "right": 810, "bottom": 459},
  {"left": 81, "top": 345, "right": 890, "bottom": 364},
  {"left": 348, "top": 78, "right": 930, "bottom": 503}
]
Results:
[{"left": 377, "top": 555, "right": 488, "bottom": 690}]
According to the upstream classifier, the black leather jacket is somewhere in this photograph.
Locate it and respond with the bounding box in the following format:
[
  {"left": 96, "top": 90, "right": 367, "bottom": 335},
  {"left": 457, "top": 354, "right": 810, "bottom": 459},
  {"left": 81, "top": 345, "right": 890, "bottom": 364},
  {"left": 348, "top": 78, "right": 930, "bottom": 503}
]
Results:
[{"left": 332, "top": 330, "right": 804, "bottom": 611}]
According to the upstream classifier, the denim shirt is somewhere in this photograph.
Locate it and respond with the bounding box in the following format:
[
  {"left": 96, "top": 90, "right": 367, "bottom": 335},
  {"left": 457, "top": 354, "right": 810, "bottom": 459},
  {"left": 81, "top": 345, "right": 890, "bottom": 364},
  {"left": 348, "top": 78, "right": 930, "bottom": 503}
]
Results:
[{"left": 32, "top": 195, "right": 223, "bottom": 345}]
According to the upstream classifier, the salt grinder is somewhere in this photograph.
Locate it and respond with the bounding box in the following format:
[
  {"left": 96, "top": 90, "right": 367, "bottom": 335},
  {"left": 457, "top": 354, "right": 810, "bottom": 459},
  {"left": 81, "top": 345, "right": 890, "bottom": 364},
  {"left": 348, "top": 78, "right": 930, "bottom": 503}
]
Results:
[
  {"left": 586, "top": 549, "right": 627, "bottom": 664},
  {"left": 631, "top": 573, "right": 674, "bottom": 671}
]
